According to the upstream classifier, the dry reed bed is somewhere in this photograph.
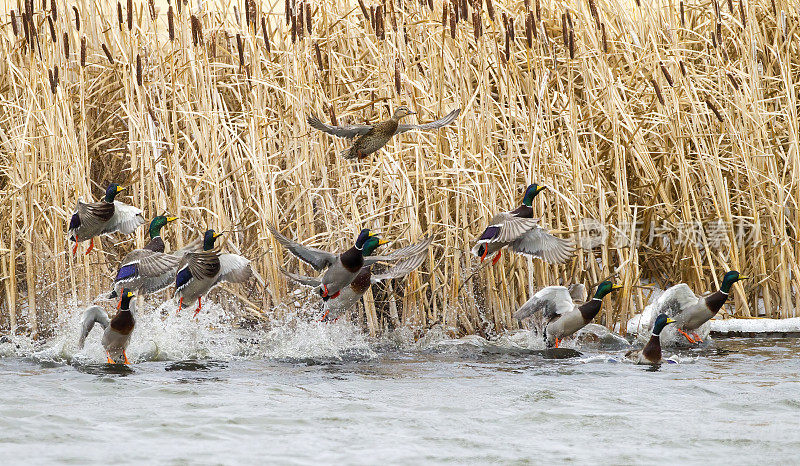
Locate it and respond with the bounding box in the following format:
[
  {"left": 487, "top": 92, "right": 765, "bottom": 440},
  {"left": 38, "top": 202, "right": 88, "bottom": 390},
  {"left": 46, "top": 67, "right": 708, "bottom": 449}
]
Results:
[{"left": 0, "top": 0, "right": 798, "bottom": 338}]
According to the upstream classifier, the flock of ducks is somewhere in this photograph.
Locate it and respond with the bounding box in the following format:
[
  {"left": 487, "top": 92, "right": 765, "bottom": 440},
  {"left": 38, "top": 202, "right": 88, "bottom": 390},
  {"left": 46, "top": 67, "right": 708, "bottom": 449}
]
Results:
[{"left": 69, "top": 106, "right": 748, "bottom": 366}]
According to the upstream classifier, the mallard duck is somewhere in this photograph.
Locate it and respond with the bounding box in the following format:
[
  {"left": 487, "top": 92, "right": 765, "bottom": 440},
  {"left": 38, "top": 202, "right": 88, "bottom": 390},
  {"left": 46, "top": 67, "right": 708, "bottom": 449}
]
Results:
[
  {"left": 642, "top": 270, "right": 749, "bottom": 344},
  {"left": 78, "top": 289, "right": 136, "bottom": 364},
  {"left": 110, "top": 215, "right": 198, "bottom": 298},
  {"left": 282, "top": 236, "right": 432, "bottom": 321},
  {"left": 625, "top": 314, "right": 676, "bottom": 365},
  {"left": 68, "top": 183, "right": 146, "bottom": 255},
  {"left": 514, "top": 281, "right": 623, "bottom": 348},
  {"left": 307, "top": 107, "right": 460, "bottom": 159},
  {"left": 175, "top": 230, "right": 252, "bottom": 317},
  {"left": 472, "top": 183, "right": 574, "bottom": 266}
]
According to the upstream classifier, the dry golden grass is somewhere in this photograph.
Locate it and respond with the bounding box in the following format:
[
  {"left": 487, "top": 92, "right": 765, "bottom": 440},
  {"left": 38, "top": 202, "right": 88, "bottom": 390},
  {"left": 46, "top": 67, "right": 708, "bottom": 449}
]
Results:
[{"left": 0, "top": 0, "right": 798, "bottom": 338}]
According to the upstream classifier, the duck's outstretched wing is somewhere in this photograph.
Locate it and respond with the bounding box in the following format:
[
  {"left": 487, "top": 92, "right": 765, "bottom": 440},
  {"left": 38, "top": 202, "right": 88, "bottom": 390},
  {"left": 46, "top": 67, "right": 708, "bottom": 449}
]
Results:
[
  {"left": 217, "top": 254, "right": 252, "bottom": 284},
  {"left": 371, "top": 252, "right": 426, "bottom": 283},
  {"left": 362, "top": 236, "right": 432, "bottom": 266},
  {"left": 102, "top": 201, "right": 145, "bottom": 235},
  {"left": 78, "top": 306, "right": 109, "bottom": 349},
  {"left": 509, "top": 227, "right": 575, "bottom": 264},
  {"left": 307, "top": 114, "right": 373, "bottom": 139},
  {"left": 514, "top": 286, "right": 574, "bottom": 321},
  {"left": 395, "top": 108, "right": 461, "bottom": 135},
  {"left": 71, "top": 200, "right": 115, "bottom": 235},
  {"left": 267, "top": 224, "right": 338, "bottom": 271},
  {"left": 281, "top": 268, "right": 322, "bottom": 287},
  {"left": 471, "top": 212, "right": 539, "bottom": 256}
]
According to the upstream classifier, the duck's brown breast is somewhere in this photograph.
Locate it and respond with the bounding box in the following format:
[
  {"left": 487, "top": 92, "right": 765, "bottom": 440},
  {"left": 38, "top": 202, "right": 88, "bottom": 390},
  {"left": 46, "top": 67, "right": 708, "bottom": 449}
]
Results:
[{"left": 110, "top": 310, "right": 135, "bottom": 335}]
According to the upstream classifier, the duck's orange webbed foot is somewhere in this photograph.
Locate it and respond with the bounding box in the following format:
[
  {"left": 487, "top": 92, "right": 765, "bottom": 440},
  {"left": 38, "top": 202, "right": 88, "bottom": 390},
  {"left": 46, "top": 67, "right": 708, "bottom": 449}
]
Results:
[
  {"left": 123, "top": 350, "right": 130, "bottom": 365},
  {"left": 106, "top": 352, "right": 115, "bottom": 364},
  {"left": 554, "top": 338, "right": 561, "bottom": 348},
  {"left": 320, "top": 309, "right": 330, "bottom": 322},
  {"left": 677, "top": 329, "right": 697, "bottom": 344}
]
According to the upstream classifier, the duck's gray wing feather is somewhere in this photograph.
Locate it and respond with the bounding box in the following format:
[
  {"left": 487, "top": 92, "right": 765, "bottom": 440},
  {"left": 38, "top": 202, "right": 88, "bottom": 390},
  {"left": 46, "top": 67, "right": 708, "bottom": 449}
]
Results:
[
  {"left": 514, "top": 286, "right": 574, "bottom": 321},
  {"left": 78, "top": 306, "right": 109, "bottom": 349},
  {"left": 102, "top": 201, "right": 145, "bottom": 235},
  {"left": 307, "top": 114, "right": 373, "bottom": 139},
  {"left": 216, "top": 254, "right": 251, "bottom": 284},
  {"left": 362, "top": 236, "right": 433, "bottom": 266},
  {"left": 509, "top": 227, "right": 575, "bottom": 264},
  {"left": 395, "top": 108, "right": 461, "bottom": 134},
  {"left": 267, "top": 224, "right": 337, "bottom": 271},
  {"left": 371, "top": 252, "right": 426, "bottom": 283},
  {"left": 281, "top": 268, "right": 322, "bottom": 287}
]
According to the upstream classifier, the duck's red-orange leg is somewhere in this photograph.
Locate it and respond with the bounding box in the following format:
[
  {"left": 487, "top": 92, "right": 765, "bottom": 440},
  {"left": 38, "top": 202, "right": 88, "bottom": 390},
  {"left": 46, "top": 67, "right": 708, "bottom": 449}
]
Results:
[
  {"left": 72, "top": 241, "right": 78, "bottom": 256},
  {"left": 85, "top": 238, "right": 95, "bottom": 255},
  {"left": 106, "top": 352, "right": 114, "bottom": 364},
  {"left": 320, "top": 309, "right": 330, "bottom": 322},
  {"left": 123, "top": 350, "right": 130, "bottom": 365},
  {"left": 193, "top": 297, "right": 202, "bottom": 318},
  {"left": 677, "top": 329, "right": 697, "bottom": 344},
  {"left": 554, "top": 338, "right": 561, "bottom": 348},
  {"left": 177, "top": 297, "right": 183, "bottom": 315},
  {"left": 491, "top": 251, "right": 502, "bottom": 265}
]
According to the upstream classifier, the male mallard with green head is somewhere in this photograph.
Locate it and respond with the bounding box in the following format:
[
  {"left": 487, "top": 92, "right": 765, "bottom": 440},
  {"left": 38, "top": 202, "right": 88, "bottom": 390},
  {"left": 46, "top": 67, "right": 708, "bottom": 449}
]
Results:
[
  {"left": 175, "top": 230, "right": 252, "bottom": 317},
  {"left": 78, "top": 289, "right": 137, "bottom": 364},
  {"left": 282, "top": 236, "right": 431, "bottom": 321},
  {"left": 68, "top": 183, "right": 145, "bottom": 255},
  {"left": 644, "top": 270, "right": 749, "bottom": 344},
  {"left": 515, "top": 281, "right": 623, "bottom": 348},
  {"left": 307, "top": 107, "right": 460, "bottom": 159},
  {"left": 472, "top": 183, "right": 574, "bottom": 266},
  {"left": 626, "top": 314, "right": 676, "bottom": 365},
  {"left": 110, "top": 215, "right": 197, "bottom": 298}
]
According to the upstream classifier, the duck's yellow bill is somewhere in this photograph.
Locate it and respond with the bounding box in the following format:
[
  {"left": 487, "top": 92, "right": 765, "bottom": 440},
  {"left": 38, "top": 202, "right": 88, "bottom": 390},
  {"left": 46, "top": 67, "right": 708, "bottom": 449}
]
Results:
[
  {"left": 666, "top": 317, "right": 676, "bottom": 324},
  {"left": 126, "top": 291, "right": 134, "bottom": 298},
  {"left": 213, "top": 232, "right": 224, "bottom": 239},
  {"left": 537, "top": 185, "right": 547, "bottom": 192},
  {"left": 612, "top": 284, "right": 624, "bottom": 290},
  {"left": 378, "top": 239, "right": 389, "bottom": 245},
  {"left": 167, "top": 216, "right": 178, "bottom": 222},
  {"left": 116, "top": 186, "right": 125, "bottom": 192},
  {"left": 739, "top": 275, "right": 750, "bottom": 280}
]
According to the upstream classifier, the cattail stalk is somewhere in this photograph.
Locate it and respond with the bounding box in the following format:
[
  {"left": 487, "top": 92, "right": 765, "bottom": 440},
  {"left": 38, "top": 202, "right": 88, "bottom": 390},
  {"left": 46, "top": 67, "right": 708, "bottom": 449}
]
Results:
[
  {"left": 73, "top": 6, "right": 80, "bottom": 31},
  {"left": 262, "top": 16, "right": 270, "bottom": 53},
  {"left": 660, "top": 62, "right": 674, "bottom": 87},
  {"left": 102, "top": 43, "right": 114, "bottom": 64}
]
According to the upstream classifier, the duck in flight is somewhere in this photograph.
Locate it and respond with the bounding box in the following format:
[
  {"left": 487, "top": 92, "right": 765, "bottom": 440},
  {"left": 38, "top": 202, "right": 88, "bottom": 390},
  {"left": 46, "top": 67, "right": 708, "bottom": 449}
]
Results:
[
  {"left": 307, "top": 107, "right": 460, "bottom": 159},
  {"left": 68, "top": 183, "right": 145, "bottom": 255}
]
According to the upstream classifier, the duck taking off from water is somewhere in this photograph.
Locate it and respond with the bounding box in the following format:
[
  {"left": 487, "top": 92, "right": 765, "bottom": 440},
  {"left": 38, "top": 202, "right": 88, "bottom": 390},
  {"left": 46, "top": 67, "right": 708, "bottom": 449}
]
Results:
[
  {"left": 514, "top": 281, "right": 623, "bottom": 348},
  {"left": 646, "top": 271, "right": 749, "bottom": 345},
  {"left": 269, "top": 225, "right": 396, "bottom": 301},
  {"left": 307, "top": 107, "right": 460, "bottom": 159},
  {"left": 110, "top": 215, "right": 186, "bottom": 298},
  {"left": 626, "top": 314, "right": 676, "bottom": 365},
  {"left": 78, "top": 289, "right": 136, "bottom": 364},
  {"left": 282, "top": 236, "right": 432, "bottom": 322},
  {"left": 472, "top": 183, "right": 574, "bottom": 266},
  {"left": 175, "top": 230, "right": 252, "bottom": 317},
  {"left": 68, "top": 183, "right": 145, "bottom": 255}
]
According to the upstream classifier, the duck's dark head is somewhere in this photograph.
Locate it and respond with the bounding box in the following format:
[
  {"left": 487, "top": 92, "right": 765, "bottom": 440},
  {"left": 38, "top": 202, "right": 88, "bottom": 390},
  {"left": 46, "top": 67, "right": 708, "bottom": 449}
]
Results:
[
  {"left": 118, "top": 289, "right": 134, "bottom": 310},
  {"left": 203, "top": 229, "right": 223, "bottom": 251},
  {"left": 392, "top": 106, "right": 415, "bottom": 121},
  {"left": 148, "top": 215, "right": 178, "bottom": 238},
  {"left": 522, "top": 183, "right": 546, "bottom": 207},
  {"left": 354, "top": 229, "right": 375, "bottom": 250},
  {"left": 652, "top": 313, "right": 676, "bottom": 335},
  {"left": 362, "top": 236, "right": 388, "bottom": 256},
  {"left": 720, "top": 270, "right": 748, "bottom": 293},
  {"left": 593, "top": 281, "right": 623, "bottom": 299},
  {"left": 104, "top": 183, "right": 124, "bottom": 203}
]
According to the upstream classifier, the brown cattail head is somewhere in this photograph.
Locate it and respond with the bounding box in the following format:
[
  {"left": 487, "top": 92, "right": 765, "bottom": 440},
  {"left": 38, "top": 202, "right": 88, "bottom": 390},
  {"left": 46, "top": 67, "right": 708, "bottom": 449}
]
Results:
[
  {"left": 376, "top": 4, "right": 384, "bottom": 40},
  {"left": 11, "top": 10, "right": 18, "bottom": 37},
  {"left": 561, "top": 13, "right": 568, "bottom": 49},
  {"left": 503, "top": 24, "right": 509, "bottom": 63},
  {"left": 508, "top": 16, "right": 515, "bottom": 42},
  {"left": 127, "top": 0, "right": 133, "bottom": 31},
  {"left": 168, "top": 5, "right": 174, "bottom": 41},
  {"left": 80, "top": 36, "right": 86, "bottom": 67},
  {"left": 588, "top": 0, "right": 599, "bottom": 28},
  {"left": 243, "top": 3, "right": 249, "bottom": 26},
  {"left": 191, "top": 15, "right": 203, "bottom": 46},
  {"left": 394, "top": 59, "right": 401, "bottom": 95},
  {"left": 651, "top": 79, "right": 665, "bottom": 105},
  {"left": 73, "top": 6, "right": 80, "bottom": 31},
  {"left": 297, "top": 4, "right": 304, "bottom": 40},
  {"left": 449, "top": 4, "right": 456, "bottom": 38},
  {"left": 473, "top": 9, "right": 482, "bottom": 41},
  {"left": 117, "top": 2, "right": 123, "bottom": 30},
  {"left": 48, "top": 68, "right": 56, "bottom": 94},
  {"left": 442, "top": 3, "right": 448, "bottom": 28},
  {"left": 569, "top": 29, "right": 574, "bottom": 59},
  {"left": 486, "top": 0, "right": 495, "bottom": 22},
  {"left": 314, "top": 42, "right": 323, "bottom": 70},
  {"left": 428, "top": 0, "right": 433, "bottom": 10},
  {"left": 177, "top": 0, "right": 182, "bottom": 15},
  {"left": 285, "top": 0, "right": 291, "bottom": 25},
  {"left": 261, "top": 16, "right": 270, "bottom": 53},
  {"left": 727, "top": 0, "right": 733, "bottom": 14},
  {"left": 357, "top": 0, "right": 369, "bottom": 25},
  {"left": 136, "top": 53, "right": 142, "bottom": 86},
  {"left": 51, "top": 0, "right": 56, "bottom": 21},
  {"left": 680, "top": 1, "right": 684, "bottom": 28},
  {"left": 306, "top": 3, "right": 312, "bottom": 35},
  {"left": 102, "top": 43, "right": 114, "bottom": 64},
  {"left": 291, "top": 12, "right": 296, "bottom": 43},
  {"left": 452, "top": 0, "right": 459, "bottom": 24},
  {"left": 148, "top": 0, "right": 156, "bottom": 22},
  {"left": 601, "top": 22, "right": 607, "bottom": 52},
  {"left": 63, "top": 32, "right": 69, "bottom": 59},
  {"left": 460, "top": 0, "right": 468, "bottom": 21},
  {"left": 706, "top": 97, "right": 724, "bottom": 122},
  {"left": 727, "top": 72, "right": 739, "bottom": 91},
  {"left": 739, "top": 0, "right": 746, "bottom": 28},
  {"left": 236, "top": 33, "right": 244, "bottom": 69},
  {"left": 679, "top": 60, "right": 686, "bottom": 76},
  {"left": 47, "top": 16, "right": 56, "bottom": 43},
  {"left": 660, "top": 62, "right": 674, "bottom": 87},
  {"left": 535, "top": 0, "right": 541, "bottom": 22},
  {"left": 525, "top": 14, "right": 532, "bottom": 47}
]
